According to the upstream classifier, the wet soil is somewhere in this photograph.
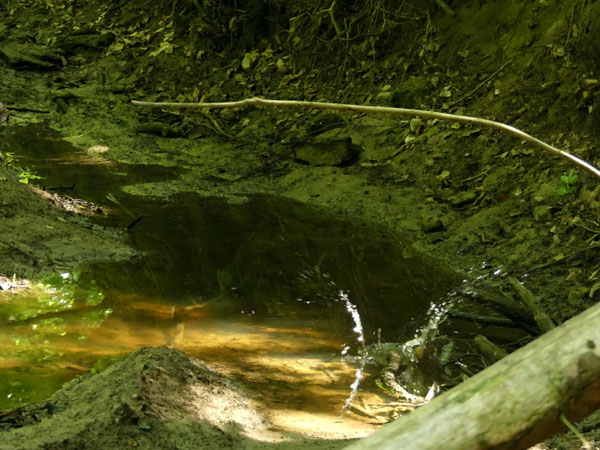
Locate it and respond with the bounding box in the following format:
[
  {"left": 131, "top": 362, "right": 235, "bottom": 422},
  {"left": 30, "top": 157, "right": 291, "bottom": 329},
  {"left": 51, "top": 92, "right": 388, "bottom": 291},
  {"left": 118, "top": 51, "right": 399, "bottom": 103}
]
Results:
[{"left": 2, "top": 0, "right": 600, "bottom": 448}]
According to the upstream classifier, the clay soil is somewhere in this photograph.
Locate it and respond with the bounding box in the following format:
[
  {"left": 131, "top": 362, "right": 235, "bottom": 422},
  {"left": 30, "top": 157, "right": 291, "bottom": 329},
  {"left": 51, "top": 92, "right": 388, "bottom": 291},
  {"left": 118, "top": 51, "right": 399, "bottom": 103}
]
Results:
[{"left": 2, "top": 0, "right": 600, "bottom": 448}]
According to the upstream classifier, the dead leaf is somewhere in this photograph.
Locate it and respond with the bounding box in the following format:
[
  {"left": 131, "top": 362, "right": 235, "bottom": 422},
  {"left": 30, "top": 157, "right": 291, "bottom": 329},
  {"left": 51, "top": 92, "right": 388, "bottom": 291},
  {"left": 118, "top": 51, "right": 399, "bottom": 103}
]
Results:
[
  {"left": 276, "top": 58, "right": 286, "bottom": 73},
  {"left": 149, "top": 40, "right": 174, "bottom": 58},
  {"left": 242, "top": 50, "right": 259, "bottom": 70},
  {"left": 439, "top": 86, "right": 452, "bottom": 98},
  {"left": 437, "top": 170, "right": 450, "bottom": 181}
]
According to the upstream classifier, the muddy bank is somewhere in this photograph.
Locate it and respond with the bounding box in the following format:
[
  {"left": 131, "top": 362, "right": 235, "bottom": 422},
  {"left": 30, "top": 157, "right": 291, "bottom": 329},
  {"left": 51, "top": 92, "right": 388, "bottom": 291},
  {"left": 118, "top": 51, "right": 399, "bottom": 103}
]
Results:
[{"left": 0, "top": 162, "right": 137, "bottom": 277}]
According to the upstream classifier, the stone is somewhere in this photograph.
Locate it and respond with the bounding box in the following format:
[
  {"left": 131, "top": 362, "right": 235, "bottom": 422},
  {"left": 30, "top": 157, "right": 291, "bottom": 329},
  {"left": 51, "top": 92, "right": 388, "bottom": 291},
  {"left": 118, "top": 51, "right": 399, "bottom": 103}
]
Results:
[
  {"left": 421, "top": 215, "right": 445, "bottom": 233},
  {"left": 0, "top": 42, "right": 63, "bottom": 70},
  {"left": 294, "top": 137, "right": 360, "bottom": 166}
]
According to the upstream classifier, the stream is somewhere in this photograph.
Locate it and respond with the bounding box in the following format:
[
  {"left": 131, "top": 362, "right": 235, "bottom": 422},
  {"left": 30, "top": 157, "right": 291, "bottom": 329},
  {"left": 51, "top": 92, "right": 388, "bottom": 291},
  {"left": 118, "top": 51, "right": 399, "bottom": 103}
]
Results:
[{"left": 0, "top": 124, "right": 461, "bottom": 435}]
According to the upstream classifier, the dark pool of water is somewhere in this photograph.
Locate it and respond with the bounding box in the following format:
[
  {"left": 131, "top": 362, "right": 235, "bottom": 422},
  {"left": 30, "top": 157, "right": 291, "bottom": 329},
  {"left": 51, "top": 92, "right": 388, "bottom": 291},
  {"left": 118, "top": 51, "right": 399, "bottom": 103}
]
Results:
[{"left": 0, "top": 124, "right": 460, "bottom": 426}]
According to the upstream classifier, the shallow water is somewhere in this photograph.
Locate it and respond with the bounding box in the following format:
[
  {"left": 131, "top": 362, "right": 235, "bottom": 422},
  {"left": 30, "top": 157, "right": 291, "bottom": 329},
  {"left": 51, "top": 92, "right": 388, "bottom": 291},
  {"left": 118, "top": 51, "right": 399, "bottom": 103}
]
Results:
[{"left": 0, "top": 125, "right": 460, "bottom": 434}]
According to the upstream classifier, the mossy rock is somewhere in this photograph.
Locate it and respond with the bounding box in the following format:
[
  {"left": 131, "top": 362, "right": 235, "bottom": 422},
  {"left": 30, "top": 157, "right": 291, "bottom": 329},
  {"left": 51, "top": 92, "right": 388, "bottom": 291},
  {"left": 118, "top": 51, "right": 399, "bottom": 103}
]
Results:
[
  {"left": 390, "top": 77, "right": 432, "bottom": 108},
  {"left": 294, "top": 137, "right": 360, "bottom": 166},
  {"left": 0, "top": 42, "right": 63, "bottom": 71},
  {"left": 56, "top": 32, "right": 116, "bottom": 55}
]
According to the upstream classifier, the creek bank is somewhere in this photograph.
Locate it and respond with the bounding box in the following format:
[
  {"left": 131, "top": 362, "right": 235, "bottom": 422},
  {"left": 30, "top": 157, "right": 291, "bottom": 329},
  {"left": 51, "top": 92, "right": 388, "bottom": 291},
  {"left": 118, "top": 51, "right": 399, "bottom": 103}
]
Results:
[{"left": 0, "top": 163, "right": 137, "bottom": 278}]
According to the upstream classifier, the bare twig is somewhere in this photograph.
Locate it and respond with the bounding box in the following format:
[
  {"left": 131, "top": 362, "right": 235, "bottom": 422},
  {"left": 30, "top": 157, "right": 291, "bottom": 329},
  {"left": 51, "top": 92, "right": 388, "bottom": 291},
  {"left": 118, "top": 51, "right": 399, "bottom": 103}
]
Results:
[
  {"left": 447, "top": 310, "right": 519, "bottom": 328},
  {"left": 508, "top": 277, "right": 555, "bottom": 333},
  {"left": 522, "top": 243, "right": 600, "bottom": 274},
  {"left": 131, "top": 97, "right": 600, "bottom": 179},
  {"left": 560, "top": 413, "right": 594, "bottom": 449},
  {"left": 450, "top": 59, "right": 513, "bottom": 106},
  {"left": 321, "top": 0, "right": 342, "bottom": 36},
  {"left": 473, "top": 334, "right": 508, "bottom": 363},
  {"left": 434, "top": 0, "right": 455, "bottom": 16}
]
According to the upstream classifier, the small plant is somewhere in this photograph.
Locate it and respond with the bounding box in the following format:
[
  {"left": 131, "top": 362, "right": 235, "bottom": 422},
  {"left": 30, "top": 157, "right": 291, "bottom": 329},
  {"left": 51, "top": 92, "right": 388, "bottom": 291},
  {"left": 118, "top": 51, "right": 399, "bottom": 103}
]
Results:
[
  {"left": 554, "top": 170, "right": 578, "bottom": 196},
  {"left": 18, "top": 169, "right": 43, "bottom": 185},
  {"left": 0, "top": 152, "right": 43, "bottom": 184},
  {"left": 0, "top": 151, "right": 15, "bottom": 165}
]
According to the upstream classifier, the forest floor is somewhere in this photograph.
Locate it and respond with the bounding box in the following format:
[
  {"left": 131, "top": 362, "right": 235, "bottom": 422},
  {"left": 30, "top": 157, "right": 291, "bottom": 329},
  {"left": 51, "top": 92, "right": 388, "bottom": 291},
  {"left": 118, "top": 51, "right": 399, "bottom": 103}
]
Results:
[{"left": 1, "top": 0, "right": 600, "bottom": 448}]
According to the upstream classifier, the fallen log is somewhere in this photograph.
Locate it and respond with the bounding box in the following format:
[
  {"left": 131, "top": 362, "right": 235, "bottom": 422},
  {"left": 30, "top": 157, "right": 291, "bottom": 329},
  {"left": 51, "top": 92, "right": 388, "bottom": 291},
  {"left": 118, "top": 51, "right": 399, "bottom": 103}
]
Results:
[{"left": 344, "top": 301, "right": 600, "bottom": 450}]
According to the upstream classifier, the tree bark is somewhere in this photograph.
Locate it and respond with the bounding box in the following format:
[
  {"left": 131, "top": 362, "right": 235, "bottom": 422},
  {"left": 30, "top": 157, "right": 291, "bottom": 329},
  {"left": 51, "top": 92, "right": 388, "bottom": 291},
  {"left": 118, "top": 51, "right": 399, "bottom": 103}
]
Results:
[{"left": 344, "top": 302, "right": 600, "bottom": 450}]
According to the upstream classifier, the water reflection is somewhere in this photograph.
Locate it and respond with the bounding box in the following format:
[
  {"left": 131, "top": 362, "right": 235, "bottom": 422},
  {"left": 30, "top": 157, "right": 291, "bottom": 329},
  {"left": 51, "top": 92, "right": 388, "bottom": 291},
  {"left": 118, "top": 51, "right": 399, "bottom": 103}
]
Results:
[{"left": 0, "top": 280, "right": 384, "bottom": 436}]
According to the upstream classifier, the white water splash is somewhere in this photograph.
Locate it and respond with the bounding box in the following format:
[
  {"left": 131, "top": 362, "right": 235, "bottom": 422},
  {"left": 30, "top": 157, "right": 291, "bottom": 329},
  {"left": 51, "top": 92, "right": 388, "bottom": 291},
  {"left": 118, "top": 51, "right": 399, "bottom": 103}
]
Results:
[
  {"left": 343, "top": 367, "right": 364, "bottom": 410},
  {"left": 339, "top": 290, "right": 368, "bottom": 410},
  {"left": 402, "top": 301, "right": 450, "bottom": 363},
  {"left": 340, "top": 291, "right": 366, "bottom": 349}
]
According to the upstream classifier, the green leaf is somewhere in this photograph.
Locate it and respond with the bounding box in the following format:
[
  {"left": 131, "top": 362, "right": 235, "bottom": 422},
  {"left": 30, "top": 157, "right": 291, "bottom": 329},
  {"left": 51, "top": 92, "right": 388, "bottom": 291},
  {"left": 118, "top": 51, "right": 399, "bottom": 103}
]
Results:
[{"left": 554, "top": 186, "right": 568, "bottom": 196}]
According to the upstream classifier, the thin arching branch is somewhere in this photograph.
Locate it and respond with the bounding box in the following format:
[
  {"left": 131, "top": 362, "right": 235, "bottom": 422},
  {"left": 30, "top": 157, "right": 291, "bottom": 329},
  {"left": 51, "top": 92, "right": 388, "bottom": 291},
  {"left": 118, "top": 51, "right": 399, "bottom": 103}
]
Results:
[{"left": 131, "top": 97, "right": 600, "bottom": 179}]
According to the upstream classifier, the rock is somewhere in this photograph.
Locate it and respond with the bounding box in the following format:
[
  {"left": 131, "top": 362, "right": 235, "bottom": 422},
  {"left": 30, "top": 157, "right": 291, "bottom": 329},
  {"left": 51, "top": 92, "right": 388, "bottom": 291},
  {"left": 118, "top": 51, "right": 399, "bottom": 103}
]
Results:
[
  {"left": 447, "top": 191, "right": 477, "bottom": 207},
  {"left": 55, "top": 32, "right": 115, "bottom": 55},
  {"left": 0, "top": 42, "right": 63, "bottom": 70},
  {"left": 135, "top": 121, "right": 181, "bottom": 138},
  {"left": 294, "top": 137, "right": 361, "bottom": 166},
  {"left": 421, "top": 215, "right": 445, "bottom": 233},
  {"left": 389, "top": 77, "right": 432, "bottom": 108}
]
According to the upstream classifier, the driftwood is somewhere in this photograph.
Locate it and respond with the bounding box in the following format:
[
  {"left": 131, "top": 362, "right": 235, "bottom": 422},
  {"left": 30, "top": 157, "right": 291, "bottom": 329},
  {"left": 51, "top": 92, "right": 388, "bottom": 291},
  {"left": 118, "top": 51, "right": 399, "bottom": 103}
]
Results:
[
  {"left": 131, "top": 97, "right": 600, "bottom": 179},
  {"left": 344, "top": 301, "right": 600, "bottom": 450},
  {"left": 434, "top": 0, "right": 455, "bottom": 16}
]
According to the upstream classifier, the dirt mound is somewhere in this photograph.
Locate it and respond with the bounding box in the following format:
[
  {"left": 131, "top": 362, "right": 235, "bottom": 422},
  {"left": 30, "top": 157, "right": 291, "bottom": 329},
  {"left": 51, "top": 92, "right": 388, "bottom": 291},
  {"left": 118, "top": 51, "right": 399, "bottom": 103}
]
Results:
[{"left": 0, "top": 347, "right": 345, "bottom": 450}]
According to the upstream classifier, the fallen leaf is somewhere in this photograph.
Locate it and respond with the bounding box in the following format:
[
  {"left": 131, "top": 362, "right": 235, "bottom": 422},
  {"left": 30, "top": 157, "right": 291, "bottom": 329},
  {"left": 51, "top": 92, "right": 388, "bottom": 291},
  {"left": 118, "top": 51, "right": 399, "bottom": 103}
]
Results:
[
  {"left": 437, "top": 170, "right": 450, "bottom": 181},
  {"left": 242, "top": 50, "right": 259, "bottom": 70}
]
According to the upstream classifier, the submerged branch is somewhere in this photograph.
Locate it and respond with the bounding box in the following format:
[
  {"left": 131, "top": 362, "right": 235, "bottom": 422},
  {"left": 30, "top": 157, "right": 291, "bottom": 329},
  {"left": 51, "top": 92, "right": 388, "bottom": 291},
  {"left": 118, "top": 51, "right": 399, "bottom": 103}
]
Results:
[{"left": 131, "top": 97, "right": 600, "bottom": 179}]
